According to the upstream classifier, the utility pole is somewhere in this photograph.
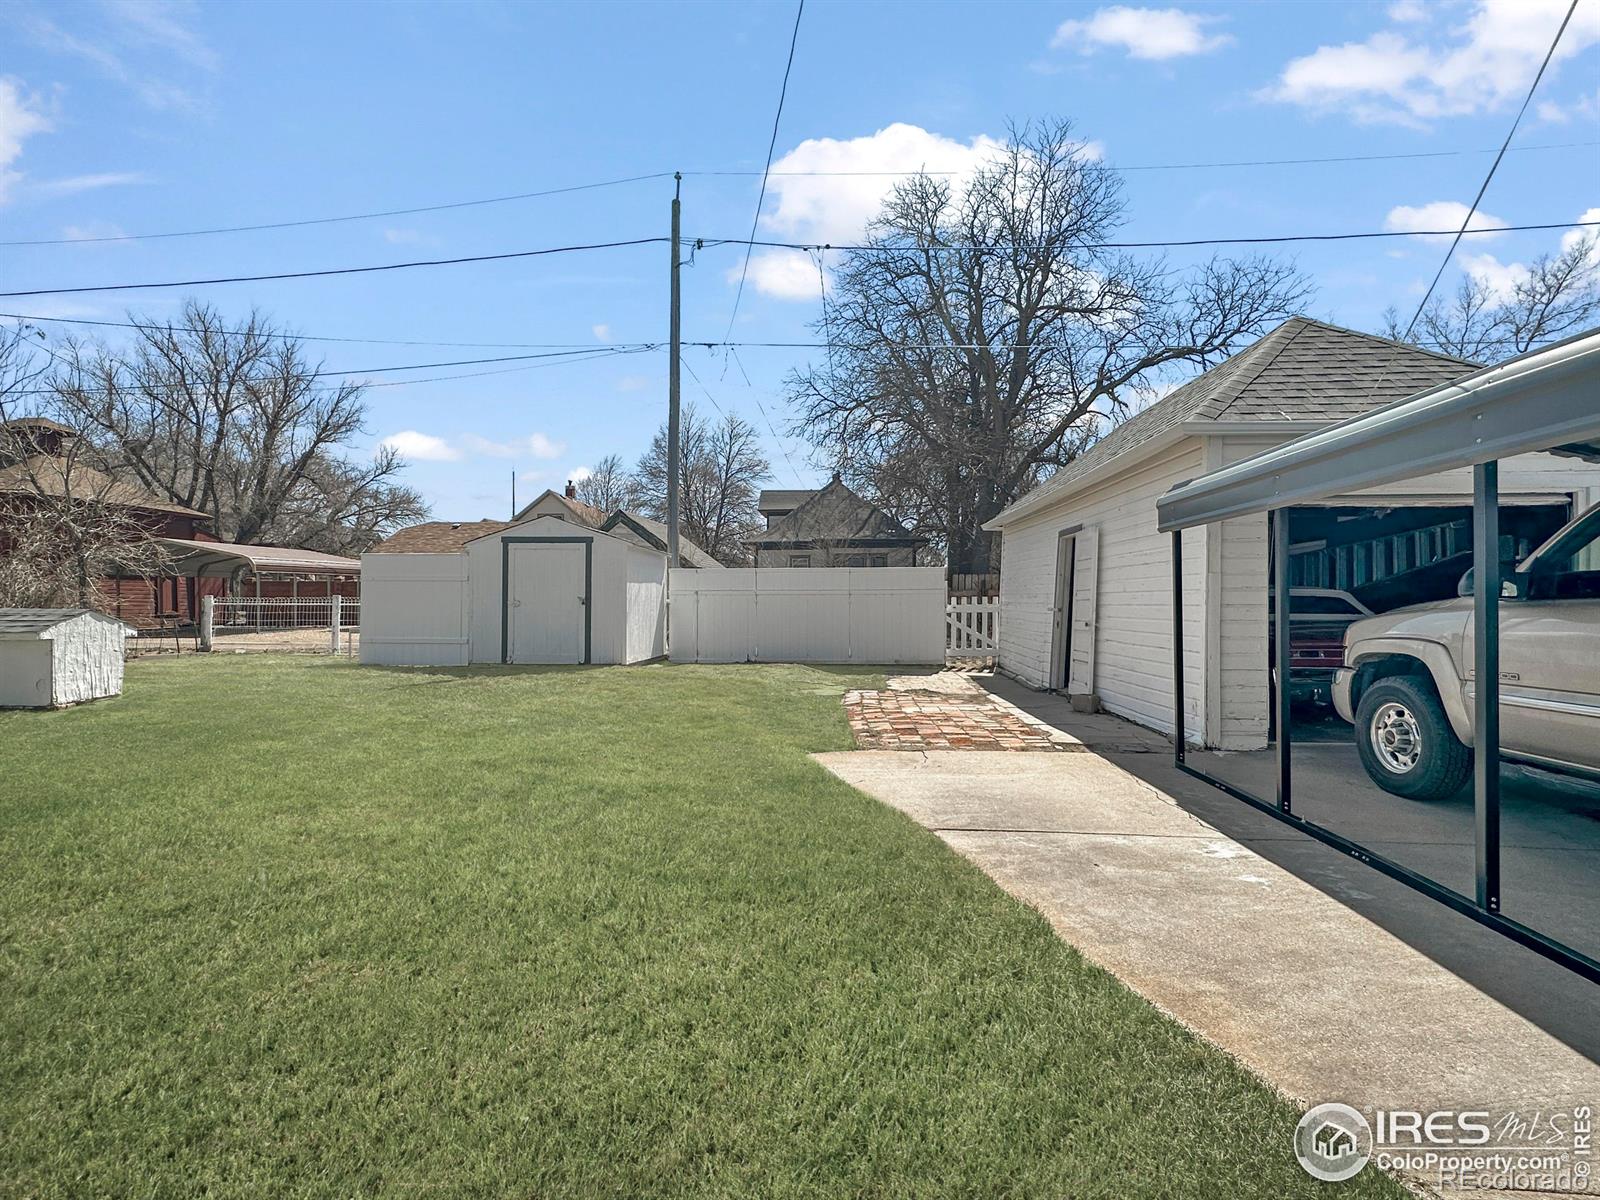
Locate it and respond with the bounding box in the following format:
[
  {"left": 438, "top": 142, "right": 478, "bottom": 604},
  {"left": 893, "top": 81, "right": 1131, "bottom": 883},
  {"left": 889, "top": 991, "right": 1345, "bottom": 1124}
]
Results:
[{"left": 667, "top": 172, "right": 682, "bottom": 569}]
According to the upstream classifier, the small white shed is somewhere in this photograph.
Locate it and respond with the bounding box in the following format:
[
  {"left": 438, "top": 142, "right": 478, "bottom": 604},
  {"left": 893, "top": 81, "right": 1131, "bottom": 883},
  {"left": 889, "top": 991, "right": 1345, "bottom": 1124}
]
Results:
[
  {"left": 0, "top": 609, "right": 133, "bottom": 708},
  {"left": 360, "top": 514, "right": 667, "bottom": 666}
]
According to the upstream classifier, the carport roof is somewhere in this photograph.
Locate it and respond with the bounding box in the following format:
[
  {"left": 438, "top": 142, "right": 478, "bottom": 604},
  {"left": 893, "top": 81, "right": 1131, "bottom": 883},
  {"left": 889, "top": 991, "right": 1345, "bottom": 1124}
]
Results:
[
  {"left": 986, "top": 317, "right": 1476, "bottom": 529},
  {"left": 158, "top": 538, "right": 361, "bottom": 576},
  {"left": 1157, "top": 326, "right": 1600, "bottom": 531}
]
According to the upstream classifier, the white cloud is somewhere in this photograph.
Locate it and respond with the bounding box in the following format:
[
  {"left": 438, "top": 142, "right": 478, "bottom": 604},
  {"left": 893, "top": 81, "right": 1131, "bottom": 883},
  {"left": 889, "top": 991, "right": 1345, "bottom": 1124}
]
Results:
[
  {"left": 1052, "top": 6, "right": 1233, "bottom": 60},
  {"left": 61, "top": 221, "right": 128, "bottom": 241},
  {"left": 382, "top": 227, "right": 424, "bottom": 244},
  {"left": 459, "top": 432, "right": 567, "bottom": 460},
  {"left": 527, "top": 432, "right": 564, "bottom": 459},
  {"left": 1384, "top": 201, "right": 1509, "bottom": 243},
  {"left": 1387, "top": 0, "right": 1428, "bottom": 21},
  {"left": 0, "top": 77, "right": 52, "bottom": 205},
  {"left": 379, "top": 431, "right": 461, "bottom": 462},
  {"left": 569, "top": 465, "right": 592, "bottom": 483},
  {"left": 1459, "top": 253, "right": 1530, "bottom": 303},
  {"left": 1266, "top": 0, "right": 1600, "bottom": 125},
  {"left": 615, "top": 374, "right": 650, "bottom": 393},
  {"left": 30, "top": 171, "right": 149, "bottom": 198},
  {"left": 591, "top": 323, "right": 610, "bottom": 341},
  {"left": 1562, "top": 207, "right": 1600, "bottom": 266},
  {"left": 1539, "top": 88, "right": 1600, "bottom": 123},
  {"left": 17, "top": 4, "right": 216, "bottom": 113},
  {"left": 735, "top": 123, "right": 1014, "bottom": 300}
]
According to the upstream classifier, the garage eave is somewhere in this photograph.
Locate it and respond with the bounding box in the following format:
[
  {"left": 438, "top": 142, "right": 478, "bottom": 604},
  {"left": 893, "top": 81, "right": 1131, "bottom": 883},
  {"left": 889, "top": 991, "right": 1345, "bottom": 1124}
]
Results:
[{"left": 1156, "top": 326, "right": 1600, "bottom": 533}]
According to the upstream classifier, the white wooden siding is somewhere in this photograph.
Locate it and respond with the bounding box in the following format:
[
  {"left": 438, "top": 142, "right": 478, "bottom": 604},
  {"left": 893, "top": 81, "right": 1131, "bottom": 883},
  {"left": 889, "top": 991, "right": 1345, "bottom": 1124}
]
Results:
[
  {"left": 669, "top": 567, "right": 945, "bottom": 664},
  {"left": 359, "top": 552, "right": 471, "bottom": 666},
  {"left": 625, "top": 545, "right": 668, "bottom": 662},
  {"left": 996, "top": 439, "right": 1210, "bottom": 743}
]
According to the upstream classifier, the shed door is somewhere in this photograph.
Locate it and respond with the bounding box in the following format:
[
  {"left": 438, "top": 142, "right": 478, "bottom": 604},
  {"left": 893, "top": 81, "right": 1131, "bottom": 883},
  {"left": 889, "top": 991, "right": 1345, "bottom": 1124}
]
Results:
[
  {"left": 1067, "top": 527, "right": 1099, "bottom": 695},
  {"left": 508, "top": 543, "right": 586, "bottom": 664}
]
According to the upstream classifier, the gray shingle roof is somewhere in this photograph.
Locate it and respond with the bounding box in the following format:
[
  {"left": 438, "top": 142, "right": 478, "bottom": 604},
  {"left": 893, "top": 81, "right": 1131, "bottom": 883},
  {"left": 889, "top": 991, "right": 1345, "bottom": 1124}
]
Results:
[
  {"left": 990, "top": 316, "right": 1478, "bottom": 527},
  {"left": 600, "top": 510, "right": 722, "bottom": 567},
  {"left": 0, "top": 608, "right": 130, "bottom": 637},
  {"left": 750, "top": 478, "right": 923, "bottom": 544},
  {"left": 756, "top": 489, "right": 816, "bottom": 514}
]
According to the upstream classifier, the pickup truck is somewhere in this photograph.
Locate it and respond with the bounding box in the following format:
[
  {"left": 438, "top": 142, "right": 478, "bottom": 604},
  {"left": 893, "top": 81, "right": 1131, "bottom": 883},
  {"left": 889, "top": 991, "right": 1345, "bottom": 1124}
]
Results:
[{"left": 1332, "top": 500, "right": 1600, "bottom": 801}]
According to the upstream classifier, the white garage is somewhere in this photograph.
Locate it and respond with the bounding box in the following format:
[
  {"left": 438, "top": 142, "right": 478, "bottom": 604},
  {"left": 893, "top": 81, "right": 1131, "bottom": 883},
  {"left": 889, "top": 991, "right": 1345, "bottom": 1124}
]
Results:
[
  {"left": 0, "top": 609, "right": 133, "bottom": 708},
  {"left": 360, "top": 514, "right": 666, "bottom": 667},
  {"left": 984, "top": 317, "right": 1600, "bottom": 750}
]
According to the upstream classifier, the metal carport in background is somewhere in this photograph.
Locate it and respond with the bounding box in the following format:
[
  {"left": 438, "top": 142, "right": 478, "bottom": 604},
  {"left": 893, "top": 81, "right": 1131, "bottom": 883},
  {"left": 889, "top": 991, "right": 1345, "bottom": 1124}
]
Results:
[{"left": 1157, "top": 327, "right": 1600, "bottom": 984}]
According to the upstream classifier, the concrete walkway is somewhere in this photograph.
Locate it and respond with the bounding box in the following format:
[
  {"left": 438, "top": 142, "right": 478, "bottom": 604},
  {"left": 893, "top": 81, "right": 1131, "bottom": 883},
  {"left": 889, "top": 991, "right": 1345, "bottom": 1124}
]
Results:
[{"left": 814, "top": 748, "right": 1600, "bottom": 1197}]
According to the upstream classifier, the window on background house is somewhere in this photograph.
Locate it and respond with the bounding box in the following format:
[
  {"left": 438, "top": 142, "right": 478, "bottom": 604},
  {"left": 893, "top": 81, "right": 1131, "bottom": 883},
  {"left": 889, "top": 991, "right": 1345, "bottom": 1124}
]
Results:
[
  {"left": 790, "top": 554, "right": 811, "bottom": 567},
  {"left": 869, "top": 554, "right": 888, "bottom": 567},
  {"left": 846, "top": 555, "right": 867, "bottom": 567}
]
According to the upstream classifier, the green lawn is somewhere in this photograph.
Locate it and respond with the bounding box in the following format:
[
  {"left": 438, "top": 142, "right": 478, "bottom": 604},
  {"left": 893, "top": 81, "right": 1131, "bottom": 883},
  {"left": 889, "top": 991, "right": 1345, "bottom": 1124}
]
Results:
[{"left": 1, "top": 657, "right": 1399, "bottom": 1198}]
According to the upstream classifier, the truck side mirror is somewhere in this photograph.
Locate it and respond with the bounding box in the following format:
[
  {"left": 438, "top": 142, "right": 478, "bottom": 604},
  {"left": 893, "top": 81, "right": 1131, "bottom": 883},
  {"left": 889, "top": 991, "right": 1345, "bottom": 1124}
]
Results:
[{"left": 1457, "top": 566, "right": 1525, "bottom": 598}]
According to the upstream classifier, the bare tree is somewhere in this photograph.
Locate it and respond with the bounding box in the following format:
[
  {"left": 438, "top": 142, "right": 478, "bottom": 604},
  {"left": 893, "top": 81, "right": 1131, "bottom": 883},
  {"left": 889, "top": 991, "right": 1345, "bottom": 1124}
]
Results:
[
  {"left": 787, "top": 119, "right": 1309, "bottom": 574},
  {"left": 575, "top": 453, "right": 636, "bottom": 514},
  {"left": 46, "top": 301, "right": 427, "bottom": 553},
  {"left": 1383, "top": 233, "right": 1600, "bottom": 363},
  {"left": 633, "top": 405, "right": 769, "bottom": 564},
  {"left": 1, "top": 342, "right": 172, "bottom": 608}
]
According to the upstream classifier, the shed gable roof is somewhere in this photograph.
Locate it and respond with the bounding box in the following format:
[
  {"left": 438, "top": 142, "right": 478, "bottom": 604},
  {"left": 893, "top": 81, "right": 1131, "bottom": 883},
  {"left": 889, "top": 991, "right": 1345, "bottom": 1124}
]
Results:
[
  {"left": 0, "top": 608, "right": 133, "bottom": 638},
  {"left": 988, "top": 316, "right": 1478, "bottom": 528}
]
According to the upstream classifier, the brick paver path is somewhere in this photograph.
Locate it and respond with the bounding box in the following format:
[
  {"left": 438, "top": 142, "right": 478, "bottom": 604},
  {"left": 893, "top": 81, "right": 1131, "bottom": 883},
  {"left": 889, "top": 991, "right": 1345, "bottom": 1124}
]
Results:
[{"left": 843, "top": 688, "right": 1065, "bottom": 751}]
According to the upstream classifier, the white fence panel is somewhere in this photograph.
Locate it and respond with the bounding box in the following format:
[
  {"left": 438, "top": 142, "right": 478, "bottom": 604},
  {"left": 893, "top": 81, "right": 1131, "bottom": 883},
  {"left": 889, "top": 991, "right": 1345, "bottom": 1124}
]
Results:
[
  {"left": 946, "top": 596, "right": 999, "bottom": 657},
  {"left": 669, "top": 567, "right": 945, "bottom": 664},
  {"left": 360, "top": 552, "right": 470, "bottom": 666}
]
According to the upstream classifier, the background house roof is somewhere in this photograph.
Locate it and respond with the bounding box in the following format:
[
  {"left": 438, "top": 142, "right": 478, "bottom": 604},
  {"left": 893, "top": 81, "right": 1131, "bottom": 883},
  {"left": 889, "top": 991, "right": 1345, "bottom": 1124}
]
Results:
[
  {"left": 988, "top": 316, "right": 1478, "bottom": 528},
  {"left": 511, "top": 489, "right": 605, "bottom": 527},
  {"left": 750, "top": 477, "right": 924, "bottom": 545},
  {"left": 368, "top": 520, "right": 511, "bottom": 553},
  {"left": 599, "top": 510, "right": 722, "bottom": 567},
  {"left": 0, "top": 455, "right": 210, "bottom": 519},
  {"left": 756, "top": 489, "right": 816, "bottom": 514}
]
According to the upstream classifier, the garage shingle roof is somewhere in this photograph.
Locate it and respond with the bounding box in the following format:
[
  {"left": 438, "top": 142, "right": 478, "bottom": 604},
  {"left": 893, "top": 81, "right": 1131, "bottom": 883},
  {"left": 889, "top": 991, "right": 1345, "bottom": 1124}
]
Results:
[{"left": 990, "top": 317, "right": 1478, "bottom": 527}]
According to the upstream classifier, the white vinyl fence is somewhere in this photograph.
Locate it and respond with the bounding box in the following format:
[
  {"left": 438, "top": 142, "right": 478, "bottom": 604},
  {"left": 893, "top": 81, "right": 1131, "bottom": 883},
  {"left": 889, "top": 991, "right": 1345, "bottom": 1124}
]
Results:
[
  {"left": 945, "top": 595, "right": 999, "bottom": 659},
  {"left": 669, "top": 567, "right": 945, "bottom": 664}
]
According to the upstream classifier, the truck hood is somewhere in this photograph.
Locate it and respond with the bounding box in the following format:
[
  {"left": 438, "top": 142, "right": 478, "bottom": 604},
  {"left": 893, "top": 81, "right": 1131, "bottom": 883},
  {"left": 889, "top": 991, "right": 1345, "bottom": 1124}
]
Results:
[{"left": 1343, "top": 596, "right": 1473, "bottom": 647}]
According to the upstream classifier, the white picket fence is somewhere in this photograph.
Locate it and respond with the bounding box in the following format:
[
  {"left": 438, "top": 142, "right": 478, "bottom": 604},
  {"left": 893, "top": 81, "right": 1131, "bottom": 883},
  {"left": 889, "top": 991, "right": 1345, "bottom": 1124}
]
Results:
[{"left": 946, "top": 595, "right": 999, "bottom": 659}]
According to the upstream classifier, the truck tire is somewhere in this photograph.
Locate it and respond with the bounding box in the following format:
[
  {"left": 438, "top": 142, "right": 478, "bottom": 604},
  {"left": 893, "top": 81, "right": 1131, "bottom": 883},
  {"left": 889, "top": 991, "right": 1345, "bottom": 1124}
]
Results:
[{"left": 1354, "top": 676, "right": 1473, "bottom": 801}]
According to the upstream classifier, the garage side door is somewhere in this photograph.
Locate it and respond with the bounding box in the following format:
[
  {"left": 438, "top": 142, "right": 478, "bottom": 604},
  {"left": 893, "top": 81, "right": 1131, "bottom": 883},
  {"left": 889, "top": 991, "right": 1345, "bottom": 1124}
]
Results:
[
  {"left": 508, "top": 543, "right": 587, "bottom": 664},
  {"left": 1067, "top": 527, "right": 1099, "bottom": 695}
]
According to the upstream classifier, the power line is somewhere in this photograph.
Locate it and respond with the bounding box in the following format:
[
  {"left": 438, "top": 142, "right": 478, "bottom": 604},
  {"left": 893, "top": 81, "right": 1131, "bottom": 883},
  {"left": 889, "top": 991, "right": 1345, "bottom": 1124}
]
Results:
[
  {"left": 722, "top": 0, "right": 805, "bottom": 341},
  {"left": 1400, "top": 1, "right": 1578, "bottom": 340},
  {"left": 0, "top": 173, "right": 675, "bottom": 248},
  {"left": 4, "top": 346, "right": 660, "bottom": 397},
  {"left": 2, "top": 309, "right": 653, "bottom": 351},
  {"left": 683, "top": 139, "right": 1599, "bottom": 176},
  {"left": 701, "top": 218, "right": 1600, "bottom": 254},
  {"left": 0, "top": 236, "right": 668, "bottom": 299}
]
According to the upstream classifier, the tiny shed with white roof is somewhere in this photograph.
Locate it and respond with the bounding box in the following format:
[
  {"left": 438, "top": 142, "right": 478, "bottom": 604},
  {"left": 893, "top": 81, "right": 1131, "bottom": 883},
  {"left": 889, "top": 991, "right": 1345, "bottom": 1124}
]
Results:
[
  {"left": 360, "top": 514, "right": 667, "bottom": 667},
  {"left": 0, "top": 609, "right": 133, "bottom": 708}
]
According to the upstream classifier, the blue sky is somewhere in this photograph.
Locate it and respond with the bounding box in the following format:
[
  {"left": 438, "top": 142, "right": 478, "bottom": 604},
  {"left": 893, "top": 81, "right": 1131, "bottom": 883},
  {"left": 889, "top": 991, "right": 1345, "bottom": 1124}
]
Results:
[{"left": 3, "top": 0, "right": 1597, "bottom": 520}]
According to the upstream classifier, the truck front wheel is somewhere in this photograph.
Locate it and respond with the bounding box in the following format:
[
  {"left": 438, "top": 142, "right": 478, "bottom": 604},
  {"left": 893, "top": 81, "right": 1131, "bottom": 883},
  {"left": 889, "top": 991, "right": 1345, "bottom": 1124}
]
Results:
[{"left": 1353, "top": 677, "right": 1473, "bottom": 801}]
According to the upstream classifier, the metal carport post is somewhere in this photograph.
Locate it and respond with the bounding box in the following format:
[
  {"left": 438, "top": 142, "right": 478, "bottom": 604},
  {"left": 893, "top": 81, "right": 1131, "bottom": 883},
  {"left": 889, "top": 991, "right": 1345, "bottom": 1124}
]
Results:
[{"left": 1158, "top": 326, "right": 1600, "bottom": 985}]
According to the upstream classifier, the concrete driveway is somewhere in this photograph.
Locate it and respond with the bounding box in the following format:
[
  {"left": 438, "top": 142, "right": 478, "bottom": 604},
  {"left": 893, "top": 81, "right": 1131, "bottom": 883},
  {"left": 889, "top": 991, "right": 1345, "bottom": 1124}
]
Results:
[{"left": 817, "top": 747, "right": 1600, "bottom": 1196}]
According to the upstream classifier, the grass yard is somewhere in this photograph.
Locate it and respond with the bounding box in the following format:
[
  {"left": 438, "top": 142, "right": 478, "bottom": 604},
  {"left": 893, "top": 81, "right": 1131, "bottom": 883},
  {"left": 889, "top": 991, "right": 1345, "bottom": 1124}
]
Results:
[{"left": 1, "top": 657, "right": 1401, "bottom": 1198}]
